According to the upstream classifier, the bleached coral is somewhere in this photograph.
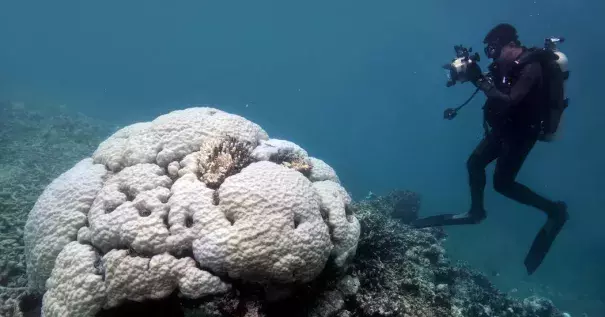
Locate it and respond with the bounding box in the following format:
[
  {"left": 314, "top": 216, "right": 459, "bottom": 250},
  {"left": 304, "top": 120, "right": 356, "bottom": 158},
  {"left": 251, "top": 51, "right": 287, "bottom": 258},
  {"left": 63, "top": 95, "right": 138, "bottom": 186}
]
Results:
[
  {"left": 42, "top": 242, "right": 106, "bottom": 317},
  {"left": 308, "top": 157, "right": 340, "bottom": 184},
  {"left": 24, "top": 158, "right": 107, "bottom": 292},
  {"left": 165, "top": 172, "right": 228, "bottom": 256},
  {"left": 194, "top": 161, "right": 332, "bottom": 283},
  {"left": 23, "top": 107, "right": 358, "bottom": 316},
  {"left": 313, "top": 180, "right": 360, "bottom": 267},
  {"left": 88, "top": 163, "right": 173, "bottom": 254},
  {"left": 41, "top": 241, "right": 230, "bottom": 317},
  {"left": 102, "top": 249, "right": 230, "bottom": 308},
  {"left": 251, "top": 139, "right": 308, "bottom": 162},
  {"left": 92, "top": 108, "right": 269, "bottom": 172},
  {"left": 251, "top": 138, "right": 313, "bottom": 175}
]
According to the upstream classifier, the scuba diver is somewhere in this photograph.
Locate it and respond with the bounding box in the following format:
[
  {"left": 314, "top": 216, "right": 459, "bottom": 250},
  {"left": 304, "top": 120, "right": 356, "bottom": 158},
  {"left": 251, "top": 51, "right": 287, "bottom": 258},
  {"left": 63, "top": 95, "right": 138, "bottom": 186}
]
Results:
[{"left": 412, "top": 23, "right": 570, "bottom": 275}]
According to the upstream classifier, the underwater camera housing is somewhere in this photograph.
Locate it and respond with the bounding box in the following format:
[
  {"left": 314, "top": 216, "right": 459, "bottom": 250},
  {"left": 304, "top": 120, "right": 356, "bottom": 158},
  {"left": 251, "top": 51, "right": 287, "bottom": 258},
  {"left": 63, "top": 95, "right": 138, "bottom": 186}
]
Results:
[{"left": 443, "top": 45, "right": 481, "bottom": 87}]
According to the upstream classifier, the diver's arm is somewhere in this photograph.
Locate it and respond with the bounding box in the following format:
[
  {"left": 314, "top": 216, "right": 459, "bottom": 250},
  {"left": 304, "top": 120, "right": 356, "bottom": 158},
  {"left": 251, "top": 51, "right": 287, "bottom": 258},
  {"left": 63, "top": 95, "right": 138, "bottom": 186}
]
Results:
[{"left": 476, "top": 62, "right": 542, "bottom": 107}]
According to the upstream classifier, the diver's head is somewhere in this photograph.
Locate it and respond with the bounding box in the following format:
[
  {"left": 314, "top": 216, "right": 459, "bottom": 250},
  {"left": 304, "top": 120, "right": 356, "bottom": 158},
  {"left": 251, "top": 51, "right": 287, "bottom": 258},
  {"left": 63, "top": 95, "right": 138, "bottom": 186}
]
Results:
[{"left": 483, "top": 23, "right": 521, "bottom": 60}]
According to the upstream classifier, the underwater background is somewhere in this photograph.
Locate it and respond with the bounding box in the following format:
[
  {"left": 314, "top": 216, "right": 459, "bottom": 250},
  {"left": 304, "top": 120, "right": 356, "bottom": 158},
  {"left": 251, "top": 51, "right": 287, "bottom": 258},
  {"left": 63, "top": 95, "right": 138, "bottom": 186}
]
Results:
[{"left": 0, "top": 0, "right": 603, "bottom": 316}]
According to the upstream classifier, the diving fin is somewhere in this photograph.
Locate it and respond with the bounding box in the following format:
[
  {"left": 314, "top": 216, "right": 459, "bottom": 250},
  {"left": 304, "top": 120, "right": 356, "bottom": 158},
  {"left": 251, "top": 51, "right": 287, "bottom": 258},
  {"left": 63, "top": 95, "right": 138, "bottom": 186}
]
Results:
[
  {"left": 524, "top": 202, "right": 569, "bottom": 275},
  {"left": 411, "top": 211, "right": 485, "bottom": 229}
]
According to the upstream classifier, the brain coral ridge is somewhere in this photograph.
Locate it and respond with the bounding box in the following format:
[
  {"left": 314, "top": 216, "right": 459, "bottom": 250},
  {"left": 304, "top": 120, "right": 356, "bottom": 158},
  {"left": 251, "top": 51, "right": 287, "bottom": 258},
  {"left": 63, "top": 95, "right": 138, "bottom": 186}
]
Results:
[{"left": 23, "top": 107, "right": 359, "bottom": 317}]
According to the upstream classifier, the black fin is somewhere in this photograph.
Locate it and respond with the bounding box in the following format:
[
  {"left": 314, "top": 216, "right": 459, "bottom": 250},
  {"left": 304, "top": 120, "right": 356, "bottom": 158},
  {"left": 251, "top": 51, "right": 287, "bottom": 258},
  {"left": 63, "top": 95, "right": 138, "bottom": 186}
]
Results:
[
  {"left": 524, "top": 203, "right": 569, "bottom": 274},
  {"left": 411, "top": 212, "right": 484, "bottom": 228}
]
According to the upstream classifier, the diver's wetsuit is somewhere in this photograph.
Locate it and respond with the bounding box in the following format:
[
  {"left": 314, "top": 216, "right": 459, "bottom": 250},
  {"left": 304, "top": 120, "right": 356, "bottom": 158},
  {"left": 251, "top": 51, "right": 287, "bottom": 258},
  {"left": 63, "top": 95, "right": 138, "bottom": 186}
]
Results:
[
  {"left": 413, "top": 56, "right": 566, "bottom": 226},
  {"left": 468, "top": 60, "right": 562, "bottom": 219},
  {"left": 412, "top": 53, "right": 569, "bottom": 274}
]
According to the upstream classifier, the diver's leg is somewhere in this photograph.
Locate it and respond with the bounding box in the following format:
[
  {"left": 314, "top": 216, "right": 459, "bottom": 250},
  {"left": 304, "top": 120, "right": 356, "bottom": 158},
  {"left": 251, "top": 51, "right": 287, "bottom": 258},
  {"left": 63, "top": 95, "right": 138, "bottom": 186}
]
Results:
[
  {"left": 492, "top": 134, "right": 559, "bottom": 215},
  {"left": 466, "top": 134, "right": 501, "bottom": 219},
  {"left": 411, "top": 135, "right": 500, "bottom": 228},
  {"left": 492, "top": 133, "right": 569, "bottom": 274}
]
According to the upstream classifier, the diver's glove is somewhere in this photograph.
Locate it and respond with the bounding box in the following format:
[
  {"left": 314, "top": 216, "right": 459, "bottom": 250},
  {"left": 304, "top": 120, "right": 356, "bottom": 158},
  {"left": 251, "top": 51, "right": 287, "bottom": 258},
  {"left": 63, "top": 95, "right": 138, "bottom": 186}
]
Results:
[{"left": 473, "top": 74, "right": 496, "bottom": 93}]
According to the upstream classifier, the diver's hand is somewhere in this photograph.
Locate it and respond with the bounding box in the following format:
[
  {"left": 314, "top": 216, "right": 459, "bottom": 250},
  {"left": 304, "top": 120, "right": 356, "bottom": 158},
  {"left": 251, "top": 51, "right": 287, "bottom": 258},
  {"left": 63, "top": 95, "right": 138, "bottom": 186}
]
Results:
[
  {"left": 473, "top": 75, "right": 495, "bottom": 92},
  {"left": 466, "top": 62, "right": 483, "bottom": 83}
]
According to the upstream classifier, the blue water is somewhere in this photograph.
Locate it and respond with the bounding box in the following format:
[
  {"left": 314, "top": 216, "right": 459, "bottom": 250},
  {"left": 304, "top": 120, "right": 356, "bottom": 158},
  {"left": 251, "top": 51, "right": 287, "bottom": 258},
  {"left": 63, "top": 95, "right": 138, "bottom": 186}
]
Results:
[{"left": 1, "top": 0, "right": 603, "bottom": 315}]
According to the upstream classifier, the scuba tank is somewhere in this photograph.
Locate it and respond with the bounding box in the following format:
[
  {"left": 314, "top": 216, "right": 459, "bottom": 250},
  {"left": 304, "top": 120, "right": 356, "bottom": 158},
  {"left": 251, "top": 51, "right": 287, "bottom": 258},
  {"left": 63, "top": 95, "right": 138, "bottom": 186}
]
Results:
[
  {"left": 541, "top": 37, "right": 569, "bottom": 141},
  {"left": 513, "top": 37, "right": 570, "bottom": 141}
]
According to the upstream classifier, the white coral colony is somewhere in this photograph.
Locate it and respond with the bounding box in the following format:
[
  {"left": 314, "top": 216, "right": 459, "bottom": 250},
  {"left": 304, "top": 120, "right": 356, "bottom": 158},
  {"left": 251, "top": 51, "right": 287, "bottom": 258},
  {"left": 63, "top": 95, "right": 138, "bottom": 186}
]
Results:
[{"left": 23, "top": 107, "right": 360, "bottom": 317}]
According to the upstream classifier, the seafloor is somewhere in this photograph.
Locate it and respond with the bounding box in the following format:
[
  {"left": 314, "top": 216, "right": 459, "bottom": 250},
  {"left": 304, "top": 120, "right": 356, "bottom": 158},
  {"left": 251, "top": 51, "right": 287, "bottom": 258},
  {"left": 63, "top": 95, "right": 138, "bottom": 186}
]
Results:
[{"left": 0, "top": 101, "right": 586, "bottom": 317}]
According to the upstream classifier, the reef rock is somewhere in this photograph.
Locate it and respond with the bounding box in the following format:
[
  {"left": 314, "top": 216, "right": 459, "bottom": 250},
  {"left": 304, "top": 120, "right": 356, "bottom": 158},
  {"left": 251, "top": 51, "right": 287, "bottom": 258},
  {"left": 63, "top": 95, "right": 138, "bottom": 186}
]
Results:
[{"left": 349, "top": 190, "right": 567, "bottom": 317}]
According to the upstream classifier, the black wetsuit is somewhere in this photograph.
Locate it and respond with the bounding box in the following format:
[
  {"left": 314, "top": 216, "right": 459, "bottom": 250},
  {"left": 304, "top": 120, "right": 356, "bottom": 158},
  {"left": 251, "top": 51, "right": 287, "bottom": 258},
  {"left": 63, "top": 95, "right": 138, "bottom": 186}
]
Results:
[
  {"left": 466, "top": 58, "right": 561, "bottom": 220},
  {"left": 468, "top": 59, "right": 570, "bottom": 275},
  {"left": 412, "top": 54, "right": 566, "bottom": 227},
  {"left": 413, "top": 46, "right": 570, "bottom": 275}
]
